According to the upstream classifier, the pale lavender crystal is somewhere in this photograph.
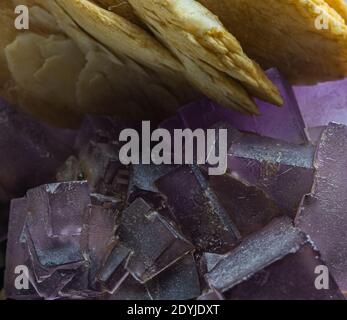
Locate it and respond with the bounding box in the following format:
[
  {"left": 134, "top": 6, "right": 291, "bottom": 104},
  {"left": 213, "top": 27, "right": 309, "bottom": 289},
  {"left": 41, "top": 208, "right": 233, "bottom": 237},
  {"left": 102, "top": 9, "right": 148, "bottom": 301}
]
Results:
[
  {"left": 294, "top": 79, "right": 347, "bottom": 127},
  {"left": 0, "top": 99, "right": 76, "bottom": 202},
  {"left": 119, "top": 198, "right": 194, "bottom": 283},
  {"left": 27, "top": 182, "right": 89, "bottom": 238},
  {"left": 227, "top": 128, "right": 315, "bottom": 216},
  {"left": 296, "top": 123, "right": 347, "bottom": 292},
  {"left": 24, "top": 182, "right": 89, "bottom": 281},
  {"left": 207, "top": 68, "right": 308, "bottom": 144},
  {"left": 161, "top": 69, "right": 308, "bottom": 145},
  {"left": 203, "top": 252, "right": 225, "bottom": 273},
  {"left": 23, "top": 222, "right": 86, "bottom": 284}
]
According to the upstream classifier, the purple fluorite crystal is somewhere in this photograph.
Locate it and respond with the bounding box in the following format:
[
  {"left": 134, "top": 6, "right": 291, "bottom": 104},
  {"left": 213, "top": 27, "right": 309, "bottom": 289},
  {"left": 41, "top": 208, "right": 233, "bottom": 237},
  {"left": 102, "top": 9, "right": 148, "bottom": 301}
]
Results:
[
  {"left": 205, "top": 218, "right": 344, "bottom": 300},
  {"left": 226, "top": 244, "right": 344, "bottom": 300},
  {"left": 294, "top": 79, "right": 347, "bottom": 127},
  {"left": 156, "top": 165, "right": 241, "bottom": 253},
  {"left": 226, "top": 126, "right": 316, "bottom": 216},
  {"left": 161, "top": 69, "right": 308, "bottom": 145},
  {"left": 205, "top": 218, "right": 306, "bottom": 292},
  {"left": 4, "top": 114, "right": 201, "bottom": 300},
  {"left": 5, "top": 182, "right": 91, "bottom": 299},
  {"left": 208, "top": 173, "right": 281, "bottom": 237},
  {"left": 296, "top": 123, "right": 347, "bottom": 293},
  {"left": 217, "top": 69, "right": 308, "bottom": 145},
  {"left": 118, "top": 198, "right": 194, "bottom": 283}
]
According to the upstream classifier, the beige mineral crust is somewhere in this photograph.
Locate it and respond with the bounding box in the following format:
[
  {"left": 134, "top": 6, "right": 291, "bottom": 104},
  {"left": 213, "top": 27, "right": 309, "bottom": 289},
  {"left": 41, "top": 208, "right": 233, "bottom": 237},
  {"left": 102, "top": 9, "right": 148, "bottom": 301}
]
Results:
[
  {"left": 128, "top": 0, "right": 283, "bottom": 114},
  {"left": 199, "top": 0, "right": 347, "bottom": 84}
]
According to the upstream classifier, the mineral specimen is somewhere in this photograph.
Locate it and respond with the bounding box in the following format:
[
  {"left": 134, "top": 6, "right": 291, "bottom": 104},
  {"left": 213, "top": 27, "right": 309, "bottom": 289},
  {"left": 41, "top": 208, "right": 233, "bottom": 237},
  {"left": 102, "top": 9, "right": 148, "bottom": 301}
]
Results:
[
  {"left": 239, "top": 69, "right": 308, "bottom": 145},
  {"left": 3, "top": 63, "right": 347, "bottom": 301}
]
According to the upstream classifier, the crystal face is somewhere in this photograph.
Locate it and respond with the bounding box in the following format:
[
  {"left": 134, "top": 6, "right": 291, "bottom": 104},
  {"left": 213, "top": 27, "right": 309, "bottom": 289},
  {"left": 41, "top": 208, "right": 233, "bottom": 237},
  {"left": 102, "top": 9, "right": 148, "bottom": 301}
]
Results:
[
  {"left": 296, "top": 123, "right": 347, "bottom": 293},
  {"left": 294, "top": 79, "right": 347, "bottom": 127},
  {"left": 162, "top": 69, "right": 308, "bottom": 145},
  {"left": 156, "top": 165, "right": 241, "bottom": 253},
  {"left": 205, "top": 218, "right": 307, "bottom": 292},
  {"left": 226, "top": 128, "right": 316, "bottom": 216},
  {"left": 205, "top": 218, "right": 344, "bottom": 300}
]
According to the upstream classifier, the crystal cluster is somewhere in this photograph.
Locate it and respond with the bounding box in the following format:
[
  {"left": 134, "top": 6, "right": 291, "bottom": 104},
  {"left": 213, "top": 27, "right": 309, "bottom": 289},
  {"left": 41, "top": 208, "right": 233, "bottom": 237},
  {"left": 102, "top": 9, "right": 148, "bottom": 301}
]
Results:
[{"left": 3, "top": 68, "right": 347, "bottom": 300}]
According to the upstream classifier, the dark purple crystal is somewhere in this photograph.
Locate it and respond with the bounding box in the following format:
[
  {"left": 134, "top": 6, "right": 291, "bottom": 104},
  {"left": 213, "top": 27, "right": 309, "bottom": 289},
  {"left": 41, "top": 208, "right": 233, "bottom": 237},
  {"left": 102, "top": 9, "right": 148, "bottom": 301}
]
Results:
[
  {"left": 118, "top": 198, "right": 194, "bottom": 283},
  {"left": 161, "top": 69, "right": 308, "bottom": 145},
  {"left": 296, "top": 123, "right": 347, "bottom": 293},
  {"left": 156, "top": 165, "right": 241, "bottom": 253},
  {"left": 227, "top": 128, "right": 315, "bottom": 216}
]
